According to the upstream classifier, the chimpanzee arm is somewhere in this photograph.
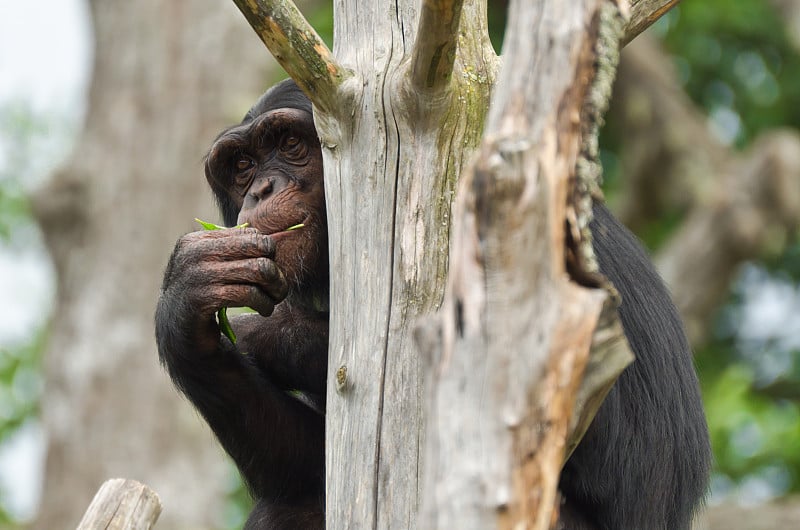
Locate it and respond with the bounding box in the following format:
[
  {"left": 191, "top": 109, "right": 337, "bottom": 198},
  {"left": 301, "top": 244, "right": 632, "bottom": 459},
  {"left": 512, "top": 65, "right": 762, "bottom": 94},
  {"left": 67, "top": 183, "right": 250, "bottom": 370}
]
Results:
[
  {"left": 155, "top": 229, "right": 325, "bottom": 502},
  {"left": 234, "top": 310, "right": 328, "bottom": 399}
]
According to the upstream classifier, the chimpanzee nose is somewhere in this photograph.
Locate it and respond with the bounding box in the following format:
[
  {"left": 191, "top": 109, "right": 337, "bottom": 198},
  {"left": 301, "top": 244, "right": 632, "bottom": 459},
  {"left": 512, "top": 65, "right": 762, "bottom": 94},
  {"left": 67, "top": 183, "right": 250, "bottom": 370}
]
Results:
[{"left": 249, "top": 178, "right": 274, "bottom": 200}]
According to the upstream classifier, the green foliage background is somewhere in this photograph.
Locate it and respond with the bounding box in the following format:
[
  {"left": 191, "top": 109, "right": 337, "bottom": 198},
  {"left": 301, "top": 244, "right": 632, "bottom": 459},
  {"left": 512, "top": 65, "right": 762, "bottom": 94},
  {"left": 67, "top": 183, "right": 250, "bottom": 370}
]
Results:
[
  {"left": 660, "top": 0, "right": 800, "bottom": 500},
  {"left": 552, "top": 0, "right": 800, "bottom": 503},
  {"left": 2, "top": 0, "right": 800, "bottom": 526},
  {"left": 0, "top": 103, "right": 56, "bottom": 525}
]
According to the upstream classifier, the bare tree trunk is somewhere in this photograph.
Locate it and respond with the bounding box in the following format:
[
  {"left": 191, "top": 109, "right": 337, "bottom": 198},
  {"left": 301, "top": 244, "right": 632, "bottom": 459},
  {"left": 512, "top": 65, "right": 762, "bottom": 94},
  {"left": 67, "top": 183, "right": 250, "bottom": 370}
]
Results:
[
  {"left": 419, "top": 1, "right": 629, "bottom": 526},
  {"left": 31, "top": 1, "right": 276, "bottom": 527},
  {"left": 228, "top": 0, "right": 680, "bottom": 527}
]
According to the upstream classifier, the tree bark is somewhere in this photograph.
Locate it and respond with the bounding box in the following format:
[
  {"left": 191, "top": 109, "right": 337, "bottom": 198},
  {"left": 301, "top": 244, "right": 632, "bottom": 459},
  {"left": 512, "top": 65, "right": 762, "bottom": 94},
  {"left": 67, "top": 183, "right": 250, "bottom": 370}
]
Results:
[
  {"left": 31, "top": 1, "right": 276, "bottom": 527},
  {"left": 419, "top": 2, "right": 632, "bottom": 527},
  {"left": 228, "top": 0, "right": 497, "bottom": 524},
  {"left": 226, "top": 0, "right": 674, "bottom": 528},
  {"left": 320, "top": 2, "right": 498, "bottom": 525},
  {"left": 622, "top": 0, "right": 682, "bottom": 45}
]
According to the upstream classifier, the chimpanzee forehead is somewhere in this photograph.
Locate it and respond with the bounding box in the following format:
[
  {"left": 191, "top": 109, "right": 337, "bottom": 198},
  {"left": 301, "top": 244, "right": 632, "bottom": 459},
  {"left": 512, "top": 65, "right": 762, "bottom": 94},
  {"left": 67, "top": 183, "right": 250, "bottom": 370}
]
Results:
[
  {"left": 245, "top": 107, "right": 316, "bottom": 139},
  {"left": 243, "top": 79, "right": 312, "bottom": 123}
]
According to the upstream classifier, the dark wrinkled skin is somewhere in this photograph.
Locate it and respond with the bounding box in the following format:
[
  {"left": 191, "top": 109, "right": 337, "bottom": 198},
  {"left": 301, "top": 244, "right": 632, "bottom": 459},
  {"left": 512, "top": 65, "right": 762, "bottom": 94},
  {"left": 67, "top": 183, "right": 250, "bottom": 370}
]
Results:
[{"left": 156, "top": 80, "right": 711, "bottom": 530}]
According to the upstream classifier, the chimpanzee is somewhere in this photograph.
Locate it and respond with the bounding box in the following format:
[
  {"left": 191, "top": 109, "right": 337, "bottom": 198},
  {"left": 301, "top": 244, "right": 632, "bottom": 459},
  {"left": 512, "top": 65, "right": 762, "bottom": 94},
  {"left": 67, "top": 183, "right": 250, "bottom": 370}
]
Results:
[{"left": 155, "top": 78, "right": 711, "bottom": 529}]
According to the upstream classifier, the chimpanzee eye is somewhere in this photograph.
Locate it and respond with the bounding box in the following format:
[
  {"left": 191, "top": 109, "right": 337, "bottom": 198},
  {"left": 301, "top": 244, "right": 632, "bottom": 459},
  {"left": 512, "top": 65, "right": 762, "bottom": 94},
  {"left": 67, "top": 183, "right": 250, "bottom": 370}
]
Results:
[
  {"left": 280, "top": 135, "right": 308, "bottom": 161},
  {"left": 236, "top": 157, "right": 255, "bottom": 171}
]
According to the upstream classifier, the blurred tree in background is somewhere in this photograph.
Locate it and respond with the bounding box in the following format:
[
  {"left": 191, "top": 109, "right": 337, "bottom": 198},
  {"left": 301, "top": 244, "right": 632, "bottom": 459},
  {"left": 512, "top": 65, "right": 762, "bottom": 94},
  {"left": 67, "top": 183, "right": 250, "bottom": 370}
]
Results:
[
  {"left": 0, "top": 101, "right": 76, "bottom": 525},
  {"left": 1, "top": 1, "right": 279, "bottom": 527},
  {"left": 2, "top": 0, "right": 800, "bottom": 528},
  {"left": 659, "top": 0, "right": 800, "bottom": 510},
  {"left": 614, "top": 0, "right": 800, "bottom": 506}
]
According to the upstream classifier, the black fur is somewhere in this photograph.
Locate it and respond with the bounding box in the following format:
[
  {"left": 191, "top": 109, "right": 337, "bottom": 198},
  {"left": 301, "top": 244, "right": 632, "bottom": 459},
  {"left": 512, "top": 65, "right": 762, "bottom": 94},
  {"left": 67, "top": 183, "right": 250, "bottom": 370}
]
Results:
[
  {"left": 156, "top": 80, "right": 711, "bottom": 529},
  {"left": 557, "top": 204, "right": 711, "bottom": 529}
]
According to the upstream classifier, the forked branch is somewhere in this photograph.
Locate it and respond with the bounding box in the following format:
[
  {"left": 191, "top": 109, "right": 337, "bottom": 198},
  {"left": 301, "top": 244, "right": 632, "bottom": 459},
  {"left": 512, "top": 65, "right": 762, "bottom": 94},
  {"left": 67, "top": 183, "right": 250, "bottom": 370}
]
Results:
[
  {"left": 409, "top": 0, "right": 466, "bottom": 93},
  {"left": 231, "top": 0, "right": 350, "bottom": 114}
]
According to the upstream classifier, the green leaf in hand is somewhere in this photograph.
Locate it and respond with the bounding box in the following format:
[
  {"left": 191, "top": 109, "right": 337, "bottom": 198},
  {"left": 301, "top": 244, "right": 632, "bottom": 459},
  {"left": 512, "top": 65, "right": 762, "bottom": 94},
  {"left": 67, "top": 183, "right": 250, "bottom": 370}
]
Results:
[
  {"left": 217, "top": 307, "right": 236, "bottom": 344},
  {"left": 194, "top": 217, "right": 249, "bottom": 344}
]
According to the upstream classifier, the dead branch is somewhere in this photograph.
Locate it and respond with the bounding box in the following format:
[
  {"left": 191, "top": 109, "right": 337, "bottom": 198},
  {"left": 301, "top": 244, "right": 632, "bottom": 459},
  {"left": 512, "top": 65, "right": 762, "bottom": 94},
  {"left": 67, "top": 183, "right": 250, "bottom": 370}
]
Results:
[
  {"left": 76, "top": 479, "right": 161, "bottom": 530},
  {"left": 420, "top": 2, "right": 634, "bottom": 528},
  {"left": 230, "top": 0, "right": 350, "bottom": 114},
  {"left": 657, "top": 131, "right": 800, "bottom": 343},
  {"left": 623, "top": 0, "right": 682, "bottom": 46},
  {"left": 698, "top": 497, "right": 800, "bottom": 529},
  {"left": 410, "top": 0, "right": 466, "bottom": 93}
]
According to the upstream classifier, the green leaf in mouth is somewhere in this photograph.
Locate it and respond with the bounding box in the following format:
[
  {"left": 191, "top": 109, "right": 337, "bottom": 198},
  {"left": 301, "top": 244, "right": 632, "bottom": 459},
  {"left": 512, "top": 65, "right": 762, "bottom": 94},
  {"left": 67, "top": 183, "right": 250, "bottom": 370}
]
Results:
[{"left": 195, "top": 218, "right": 248, "bottom": 230}]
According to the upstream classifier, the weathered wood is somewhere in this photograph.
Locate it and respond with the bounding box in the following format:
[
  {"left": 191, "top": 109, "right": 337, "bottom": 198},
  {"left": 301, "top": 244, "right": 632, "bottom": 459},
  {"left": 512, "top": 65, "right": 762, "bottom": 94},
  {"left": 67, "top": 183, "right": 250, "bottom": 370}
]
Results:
[
  {"left": 701, "top": 496, "right": 800, "bottom": 530},
  {"left": 230, "top": 0, "right": 350, "bottom": 114},
  {"left": 623, "top": 0, "right": 682, "bottom": 45},
  {"left": 319, "top": 2, "right": 497, "bottom": 527},
  {"left": 419, "top": 1, "right": 620, "bottom": 526},
  {"left": 410, "top": 0, "right": 466, "bottom": 92},
  {"left": 227, "top": 0, "right": 670, "bottom": 528},
  {"left": 566, "top": 298, "right": 633, "bottom": 459},
  {"left": 76, "top": 479, "right": 161, "bottom": 530}
]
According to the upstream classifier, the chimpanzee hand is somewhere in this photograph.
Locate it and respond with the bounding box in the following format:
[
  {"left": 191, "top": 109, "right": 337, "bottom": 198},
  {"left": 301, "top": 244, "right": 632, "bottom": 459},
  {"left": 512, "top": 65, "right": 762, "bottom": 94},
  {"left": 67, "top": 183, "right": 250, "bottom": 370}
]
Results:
[{"left": 158, "top": 227, "right": 289, "bottom": 354}]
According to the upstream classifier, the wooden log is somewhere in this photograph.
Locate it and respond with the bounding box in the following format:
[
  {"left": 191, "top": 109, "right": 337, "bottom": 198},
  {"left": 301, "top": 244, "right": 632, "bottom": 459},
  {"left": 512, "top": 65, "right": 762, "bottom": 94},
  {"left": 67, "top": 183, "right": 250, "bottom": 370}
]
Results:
[{"left": 76, "top": 478, "right": 161, "bottom": 530}]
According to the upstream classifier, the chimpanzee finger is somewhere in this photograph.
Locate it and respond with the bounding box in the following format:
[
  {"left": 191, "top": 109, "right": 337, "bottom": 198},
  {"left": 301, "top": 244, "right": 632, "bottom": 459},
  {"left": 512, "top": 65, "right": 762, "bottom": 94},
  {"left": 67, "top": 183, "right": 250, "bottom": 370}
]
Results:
[
  {"left": 177, "top": 228, "right": 276, "bottom": 261},
  {"left": 216, "top": 285, "right": 277, "bottom": 318},
  {"left": 207, "top": 258, "right": 289, "bottom": 303}
]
